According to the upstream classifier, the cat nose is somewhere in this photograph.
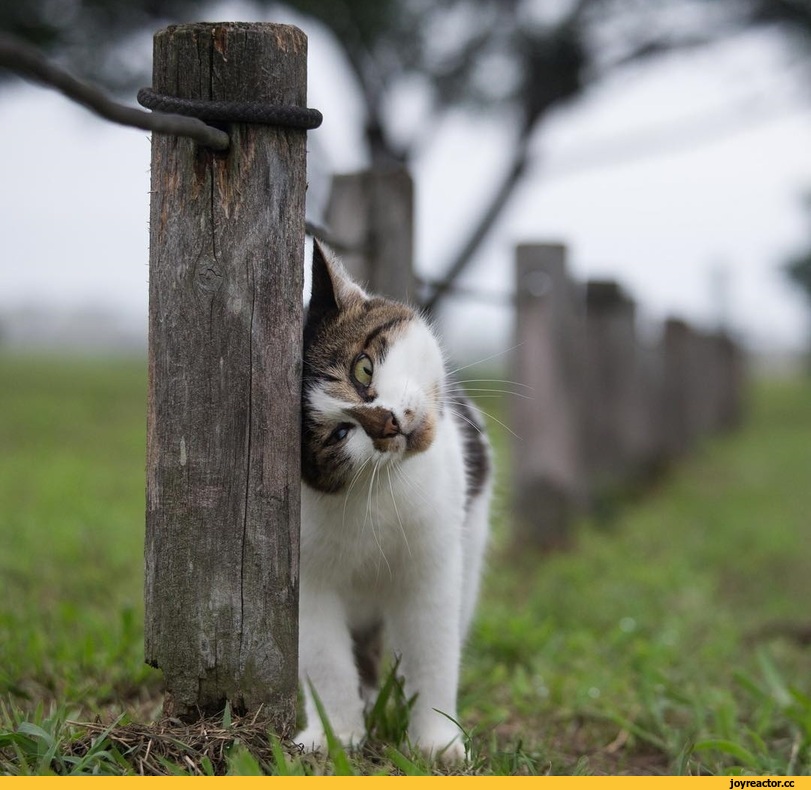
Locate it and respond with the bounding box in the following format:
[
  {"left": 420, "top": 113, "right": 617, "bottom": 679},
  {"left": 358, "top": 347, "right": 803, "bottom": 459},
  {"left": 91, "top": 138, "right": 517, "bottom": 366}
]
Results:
[{"left": 382, "top": 411, "right": 400, "bottom": 438}]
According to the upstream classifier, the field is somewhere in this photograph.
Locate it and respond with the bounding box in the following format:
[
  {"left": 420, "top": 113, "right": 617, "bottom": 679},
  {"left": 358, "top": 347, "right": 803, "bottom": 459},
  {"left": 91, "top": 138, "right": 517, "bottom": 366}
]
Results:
[{"left": 1, "top": 353, "right": 810, "bottom": 775}]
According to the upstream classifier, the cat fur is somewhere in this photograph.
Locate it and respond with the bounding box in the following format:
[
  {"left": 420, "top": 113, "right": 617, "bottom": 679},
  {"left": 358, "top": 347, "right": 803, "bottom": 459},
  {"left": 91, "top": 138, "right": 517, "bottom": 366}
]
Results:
[{"left": 296, "top": 241, "right": 492, "bottom": 761}]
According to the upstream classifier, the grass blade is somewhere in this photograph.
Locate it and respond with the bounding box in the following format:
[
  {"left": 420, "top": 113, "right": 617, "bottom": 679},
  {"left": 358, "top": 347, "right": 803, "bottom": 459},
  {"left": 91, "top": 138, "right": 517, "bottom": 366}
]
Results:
[{"left": 307, "top": 681, "right": 356, "bottom": 776}]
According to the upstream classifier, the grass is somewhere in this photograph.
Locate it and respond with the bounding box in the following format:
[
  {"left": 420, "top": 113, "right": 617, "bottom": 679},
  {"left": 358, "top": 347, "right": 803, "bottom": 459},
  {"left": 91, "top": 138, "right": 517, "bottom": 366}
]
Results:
[{"left": 0, "top": 352, "right": 810, "bottom": 775}]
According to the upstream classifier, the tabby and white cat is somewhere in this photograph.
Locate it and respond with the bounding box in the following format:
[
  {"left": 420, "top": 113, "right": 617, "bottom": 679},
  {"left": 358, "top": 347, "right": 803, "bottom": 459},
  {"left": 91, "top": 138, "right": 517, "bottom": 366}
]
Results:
[{"left": 296, "top": 241, "right": 492, "bottom": 761}]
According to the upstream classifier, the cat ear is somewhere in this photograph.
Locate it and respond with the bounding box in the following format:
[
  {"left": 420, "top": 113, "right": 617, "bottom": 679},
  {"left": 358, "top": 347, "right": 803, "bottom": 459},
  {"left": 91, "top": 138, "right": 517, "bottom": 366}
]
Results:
[{"left": 310, "top": 239, "right": 367, "bottom": 318}]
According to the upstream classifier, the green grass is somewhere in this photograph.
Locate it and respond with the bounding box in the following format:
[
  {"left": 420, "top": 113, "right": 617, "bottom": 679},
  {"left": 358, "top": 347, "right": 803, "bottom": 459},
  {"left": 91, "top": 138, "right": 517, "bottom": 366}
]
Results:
[
  {"left": 1, "top": 352, "right": 810, "bottom": 775},
  {"left": 0, "top": 355, "right": 159, "bottom": 720}
]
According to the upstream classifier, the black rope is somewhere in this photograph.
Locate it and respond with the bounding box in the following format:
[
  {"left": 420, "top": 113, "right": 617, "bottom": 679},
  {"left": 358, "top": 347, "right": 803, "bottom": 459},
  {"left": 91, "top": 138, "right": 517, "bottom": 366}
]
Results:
[{"left": 137, "top": 87, "right": 323, "bottom": 130}]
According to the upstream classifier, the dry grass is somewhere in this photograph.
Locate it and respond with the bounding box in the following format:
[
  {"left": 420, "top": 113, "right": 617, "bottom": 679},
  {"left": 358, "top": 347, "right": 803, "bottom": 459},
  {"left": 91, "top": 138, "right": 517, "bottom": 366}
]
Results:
[{"left": 64, "top": 713, "right": 295, "bottom": 776}]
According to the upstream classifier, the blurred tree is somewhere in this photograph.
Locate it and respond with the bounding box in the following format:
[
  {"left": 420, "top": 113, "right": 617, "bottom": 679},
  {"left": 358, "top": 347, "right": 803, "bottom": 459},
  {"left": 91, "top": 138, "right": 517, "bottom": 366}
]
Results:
[
  {"left": 784, "top": 196, "right": 811, "bottom": 368},
  {"left": 786, "top": 251, "right": 811, "bottom": 305},
  {"left": 2, "top": 0, "right": 809, "bottom": 310},
  {"left": 746, "top": 0, "right": 811, "bottom": 41}
]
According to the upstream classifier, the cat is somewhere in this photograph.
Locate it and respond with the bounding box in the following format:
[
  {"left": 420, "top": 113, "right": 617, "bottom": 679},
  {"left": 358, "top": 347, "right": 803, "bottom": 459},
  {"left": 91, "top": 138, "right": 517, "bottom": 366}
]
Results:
[{"left": 295, "top": 240, "right": 492, "bottom": 762}]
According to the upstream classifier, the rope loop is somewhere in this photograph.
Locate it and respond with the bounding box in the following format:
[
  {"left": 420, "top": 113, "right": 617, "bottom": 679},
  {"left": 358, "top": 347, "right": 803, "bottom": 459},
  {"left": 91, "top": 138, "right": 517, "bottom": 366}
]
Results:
[{"left": 137, "top": 87, "right": 323, "bottom": 130}]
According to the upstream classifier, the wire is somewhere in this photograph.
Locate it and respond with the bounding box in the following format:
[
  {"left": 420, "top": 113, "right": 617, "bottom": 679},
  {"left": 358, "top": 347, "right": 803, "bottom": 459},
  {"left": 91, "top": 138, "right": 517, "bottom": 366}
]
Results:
[
  {"left": 0, "top": 34, "right": 230, "bottom": 150},
  {"left": 0, "top": 35, "right": 324, "bottom": 150}
]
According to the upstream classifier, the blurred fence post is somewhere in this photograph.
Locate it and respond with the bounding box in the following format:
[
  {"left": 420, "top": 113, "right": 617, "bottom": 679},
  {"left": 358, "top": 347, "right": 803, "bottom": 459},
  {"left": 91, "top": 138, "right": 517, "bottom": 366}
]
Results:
[
  {"left": 144, "top": 23, "right": 306, "bottom": 727},
  {"left": 324, "top": 167, "right": 415, "bottom": 303},
  {"left": 662, "top": 318, "right": 703, "bottom": 457},
  {"left": 693, "top": 329, "right": 746, "bottom": 439},
  {"left": 696, "top": 330, "right": 723, "bottom": 437},
  {"left": 633, "top": 336, "right": 668, "bottom": 476},
  {"left": 582, "top": 280, "right": 642, "bottom": 499},
  {"left": 715, "top": 331, "right": 745, "bottom": 431},
  {"left": 511, "top": 243, "right": 584, "bottom": 551}
]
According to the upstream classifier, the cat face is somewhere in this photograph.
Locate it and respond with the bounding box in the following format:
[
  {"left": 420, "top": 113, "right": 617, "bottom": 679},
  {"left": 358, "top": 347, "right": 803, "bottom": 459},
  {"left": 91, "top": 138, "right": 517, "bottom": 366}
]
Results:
[{"left": 302, "top": 242, "right": 445, "bottom": 493}]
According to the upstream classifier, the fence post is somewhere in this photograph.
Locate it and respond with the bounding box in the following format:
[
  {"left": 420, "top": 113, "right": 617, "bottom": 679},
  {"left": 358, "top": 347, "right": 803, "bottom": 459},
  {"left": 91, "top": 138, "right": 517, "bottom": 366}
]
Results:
[
  {"left": 694, "top": 330, "right": 721, "bottom": 438},
  {"left": 582, "top": 280, "right": 641, "bottom": 499},
  {"left": 634, "top": 336, "right": 668, "bottom": 476},
  {"left": 144, "top": 23, "right": 306, "bottom": 728},
  {"left": 324, "top": 167, "right": 415, "bottom": 302},
  {"left": 511, "top": 243, "right": 584, "bottom": 550},
  {"left": 715, "top": 331, "right": 745, "bottom": 431},
  {"left": 662, "top": 318, "right": 700, "bottom": 458}
]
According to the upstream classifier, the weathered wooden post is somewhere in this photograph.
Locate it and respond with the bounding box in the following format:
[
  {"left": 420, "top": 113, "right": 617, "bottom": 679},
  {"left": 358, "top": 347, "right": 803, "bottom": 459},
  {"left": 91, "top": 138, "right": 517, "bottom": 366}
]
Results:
[
  {"left": 144, "top": 23, "right": 307, "bottom": 728},
  {"left": 699, "top": 330, "right": 744, "bottom": 436},
  {"left": 715, "top": 331, "right": 745, "bottom": 431},
  {"left": 511, "top": 243, "right": 584, "bottom": 550},
  {"left": 694, "top": 329, "right": 722, "bottom": 438},
  {"left": 323, "top": 168, "right": 415, "bottom": 302},
  {"left": 662, "top": 318, "right": 700, "bottom": 458},
  {"left": 582, "top": 280, "right": 641, "bottom": 499},
  {"left": 633, "top": 335, "right": 668, "bottom": 476}
]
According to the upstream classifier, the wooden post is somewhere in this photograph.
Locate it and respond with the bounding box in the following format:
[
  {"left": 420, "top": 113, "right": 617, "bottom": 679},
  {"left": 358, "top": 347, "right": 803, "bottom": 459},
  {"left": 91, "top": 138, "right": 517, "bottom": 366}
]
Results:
[
  {"left": 323, "top": 168, "right": 415, "bottom": 303},
  {"left": 694, "top": 330, "right": 721, "bottom": 438},
  {"left": 715, "top": 331, "right": 745, "bottom": 431},
  {"left": 144, "top": 23, "right": 306, "bottom": 728},
  {"left": 633, "top": 335, "right": 668, "bottom": 476},
  {"left": 582, "top": 280, "right": 640, "bottom": 498},
  {"left": 662, "top": 318, "right": 700, "bottom": 458},
  {"left": 511, "top": 243, "right": 584, "bottom": 550},
  {"left": 701, "top": 331, "right": 740, "bottom": 435}
]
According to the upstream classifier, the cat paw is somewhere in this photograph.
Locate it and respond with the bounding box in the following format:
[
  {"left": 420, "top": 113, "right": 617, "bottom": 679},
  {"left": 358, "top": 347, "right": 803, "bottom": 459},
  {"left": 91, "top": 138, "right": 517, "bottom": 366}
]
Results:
[
  {"left": 413, "top": 727, "right": 467, "bottom": 764},
  {"left": 294, "top": 726, "right": 365, "bottom": 754},
  {"left": 430, "top": 737, "right": 466, "bottom": 764}
]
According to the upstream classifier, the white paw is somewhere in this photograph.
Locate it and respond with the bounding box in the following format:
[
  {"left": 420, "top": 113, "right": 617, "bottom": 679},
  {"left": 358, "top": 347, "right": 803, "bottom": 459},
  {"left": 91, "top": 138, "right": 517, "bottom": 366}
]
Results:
[
  {"left": 430, "top": 736, "right": 466, "bottom": 764},
  {"left": 294, "top": 726, "right": 365, "bottom": 754},
  {"left": 295, "top": 726, "right": 328, "bottom": 753},
  {"left": 413, "top": 725, "right": 467, "bottom": 764}
]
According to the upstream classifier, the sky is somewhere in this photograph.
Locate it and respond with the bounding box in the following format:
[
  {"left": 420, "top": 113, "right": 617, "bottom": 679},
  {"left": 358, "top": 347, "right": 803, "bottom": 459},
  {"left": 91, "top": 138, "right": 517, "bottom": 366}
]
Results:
[{"left": 1, "top": 15, "right": 810, "bottom": 360}]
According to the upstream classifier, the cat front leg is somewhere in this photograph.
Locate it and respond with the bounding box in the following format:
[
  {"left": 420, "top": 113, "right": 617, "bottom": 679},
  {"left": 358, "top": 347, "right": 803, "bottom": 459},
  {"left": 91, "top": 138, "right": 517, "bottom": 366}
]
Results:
[
  {"left": 297, "top": 586, "right": 365, "bottom": 752},
  {"left": 387, "top": 570, "right": 466, "bottom": 762}
]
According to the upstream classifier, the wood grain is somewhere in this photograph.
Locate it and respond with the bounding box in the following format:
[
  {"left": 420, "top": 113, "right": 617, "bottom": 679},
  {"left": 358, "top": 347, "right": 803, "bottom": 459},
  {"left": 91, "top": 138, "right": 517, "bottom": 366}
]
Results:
[{"left": 144, "top": 22, "right": 305, "bottom": 729}]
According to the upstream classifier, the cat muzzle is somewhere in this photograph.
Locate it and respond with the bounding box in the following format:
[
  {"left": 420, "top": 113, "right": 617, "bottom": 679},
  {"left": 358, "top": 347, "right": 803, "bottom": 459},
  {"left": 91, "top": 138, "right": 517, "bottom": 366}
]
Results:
[
  {"left": 347, "top": 405, "right": 435, "bottom": 456},
  {"left": 350, "top": 406, "right": 402, "bottom": 441}
]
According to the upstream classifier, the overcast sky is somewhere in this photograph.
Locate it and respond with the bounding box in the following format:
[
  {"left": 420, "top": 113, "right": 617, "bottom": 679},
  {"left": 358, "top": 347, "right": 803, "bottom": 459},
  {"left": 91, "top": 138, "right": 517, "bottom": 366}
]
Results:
[{"left": 1, "top": 18, "right": 810, "bottom": 359}]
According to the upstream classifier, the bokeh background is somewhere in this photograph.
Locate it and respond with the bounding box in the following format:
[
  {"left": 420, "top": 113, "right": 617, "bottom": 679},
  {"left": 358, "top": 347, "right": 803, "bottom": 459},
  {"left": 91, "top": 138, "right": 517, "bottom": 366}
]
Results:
[
  {"left": 2, "top": 0, "right": 811, "bottom": 776},
  {"left": 2, "top": 0, "right": 811, "bottom": 367}
]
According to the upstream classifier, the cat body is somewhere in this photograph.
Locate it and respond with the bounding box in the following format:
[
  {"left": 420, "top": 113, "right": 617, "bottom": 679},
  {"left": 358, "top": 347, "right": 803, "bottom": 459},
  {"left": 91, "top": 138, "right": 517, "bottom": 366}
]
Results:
[{"left": 296, "top": 242, "right": 491, "bottom": 760}]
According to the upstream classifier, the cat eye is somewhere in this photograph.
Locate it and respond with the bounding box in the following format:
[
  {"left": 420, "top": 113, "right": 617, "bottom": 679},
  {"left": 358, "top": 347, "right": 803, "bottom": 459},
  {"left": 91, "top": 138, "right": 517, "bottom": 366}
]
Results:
[
  {"left": 351, "top": 353, "right": 374, "bottom": 387},
  {"left": 327, "top": 423, "right": 354, "bottom": 445}
]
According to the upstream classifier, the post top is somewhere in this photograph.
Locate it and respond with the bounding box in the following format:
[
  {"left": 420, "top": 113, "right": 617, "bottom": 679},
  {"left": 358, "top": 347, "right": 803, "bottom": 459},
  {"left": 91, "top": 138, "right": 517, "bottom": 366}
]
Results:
[{"left": 156, "top": 22, "right": 308, "bottom": 52}]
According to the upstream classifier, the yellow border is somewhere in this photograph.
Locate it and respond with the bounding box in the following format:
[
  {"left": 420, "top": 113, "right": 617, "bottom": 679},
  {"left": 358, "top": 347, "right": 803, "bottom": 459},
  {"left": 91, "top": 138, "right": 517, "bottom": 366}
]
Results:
[{"left": 3, "top": 777, "right": 806, "bottom": 787}]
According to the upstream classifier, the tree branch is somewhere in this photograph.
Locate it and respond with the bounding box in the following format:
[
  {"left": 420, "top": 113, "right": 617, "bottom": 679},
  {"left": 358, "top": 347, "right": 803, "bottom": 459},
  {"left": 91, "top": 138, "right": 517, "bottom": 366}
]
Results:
[
  {"left": 422, "top": 18, "right": 743, "bottom": 316},
  {"left": 422, "top": 129, "right": 534, "bottom": 315}
]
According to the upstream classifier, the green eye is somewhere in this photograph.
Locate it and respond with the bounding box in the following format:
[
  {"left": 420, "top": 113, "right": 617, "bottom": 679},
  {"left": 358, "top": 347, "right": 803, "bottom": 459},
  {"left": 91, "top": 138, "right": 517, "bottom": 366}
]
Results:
[{"left": 352, "top": 353, "right": 373, "bottom": 387}]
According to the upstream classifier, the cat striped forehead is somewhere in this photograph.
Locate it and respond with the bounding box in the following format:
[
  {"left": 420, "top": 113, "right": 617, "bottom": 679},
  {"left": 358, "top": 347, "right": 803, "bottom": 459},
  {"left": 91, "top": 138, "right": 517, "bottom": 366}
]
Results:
[
  {"left": 301, "top": 242, "right": 448, "bottom": 494},
  {"left": 304, "top": 297, "right": 416, "bottom": 394},
  {"left": 303, "top": 240, "right": 419, "bottom": 389}
]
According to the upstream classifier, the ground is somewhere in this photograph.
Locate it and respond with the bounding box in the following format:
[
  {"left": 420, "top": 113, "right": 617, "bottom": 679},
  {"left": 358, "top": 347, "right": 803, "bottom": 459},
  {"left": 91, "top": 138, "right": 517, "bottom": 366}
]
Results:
[{"left": 1, "top": 354, "right": 809, "bottom": 775}]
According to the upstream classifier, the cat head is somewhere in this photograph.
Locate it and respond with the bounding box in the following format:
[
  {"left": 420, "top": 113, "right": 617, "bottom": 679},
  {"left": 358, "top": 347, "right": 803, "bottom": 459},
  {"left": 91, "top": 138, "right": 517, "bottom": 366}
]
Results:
[{"left": 301, "top": 241, "right": 445, "bottom": 493}]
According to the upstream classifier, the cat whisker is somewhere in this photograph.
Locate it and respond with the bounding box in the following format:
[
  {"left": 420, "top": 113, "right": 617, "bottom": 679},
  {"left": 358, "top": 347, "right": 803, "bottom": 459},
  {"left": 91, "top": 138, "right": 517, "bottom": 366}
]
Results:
[
  {"left": 445, "top": 405, "right": 485, "bottom": 437},
  {"left": 343, "top": 455, "right": 373, "bottom": 531},
  {"left": 366, "top": 458, "right": 392, "bottom": 580},
  {"left": 387, "top": 466, "right": 412, "bottom": 558},
  {"left": 444, "top": 386, "right": 534, "bottom": 400},
  {"left": 446, "top": 343, "right": 524, "bottom": 376},
  {"left": 455, "top": 377, "right": 533, "bottom": 390},
  {"left": 346, "top": 458, "right": 371, "bottom": 499},
  {"left": 391, "top": 464, "right": 432, "bottom": 509},
  {"left": 446, "top": 400, "right": 521, "bottom": 440},
  {"left": 363, "top": 457, "right": 377, "bottom": 533},
  {"left": 447, "top": 378, "right": 535, "bottom": 395}
]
